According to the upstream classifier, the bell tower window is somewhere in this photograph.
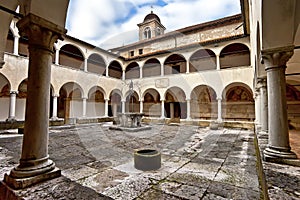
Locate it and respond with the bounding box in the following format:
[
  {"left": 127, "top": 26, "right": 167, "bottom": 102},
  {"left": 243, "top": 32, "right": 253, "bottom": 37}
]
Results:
[
  {"left": 156, "top": 27, "right": 161, "bottom": 36},
  {"left": 144, "top": 27, "right": 151, "bottom": 39}
]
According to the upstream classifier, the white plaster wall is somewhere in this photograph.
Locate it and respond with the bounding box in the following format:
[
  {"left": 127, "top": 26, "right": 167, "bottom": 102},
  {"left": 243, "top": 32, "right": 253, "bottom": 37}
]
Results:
[{"left": 15, "top": 98, "right": 26, "bottom": 120}]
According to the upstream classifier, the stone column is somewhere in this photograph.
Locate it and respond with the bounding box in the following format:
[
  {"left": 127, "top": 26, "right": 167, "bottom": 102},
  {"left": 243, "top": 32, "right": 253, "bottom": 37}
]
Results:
[
  {"left": 140, "top": 66, "right": 143, "bottom": 78},
  {"left": 6, "top": 91, "right": 18, "bottom": 121},
  {"left": 104, "top": 98, "right": 109, "bottom": 117},
  {"left": 51, "top": 95, "right": 58, "bottom": 120},
  {"left": 13, "top": 35, "right": 19, "bottom": 55},
  {"left": 4, "top": 14, "right": 66, "bottom": 189},
  {"left": 160, "top": 63, "right": 164, "bottom": 76},
  {"left": 186, "top": 99, "right": 191, "bottom": 120},
  {"left": 113, "top": 103, "right": 118, "bottom": 117},
  {"left": 161, "top": 100, "right": 165, "bottom": 118},
  {"left": 140, "top": 100, "right": 143, "bottom": 113},
  {"left": 106, "top": 65, "right": 109, "bottom": 77},
  {"left": 83, "top": 57, "right": 88, "bottom": 72},
  {"left": 258, "top": 78, "right": 268, "bottom": 133},
  {"left": 254, "top": 88, "right": 261, "bottom": 131},
  {"left": 170, "top": 103, "right": 174, "bottom": 118},
  {"left": 186, "top": 61, "right": 190, "bottom": 74},
  {"left": 216, "top": 54, "right": 221, "bottom": 70},
  {"left": 217, "top": 97, "right": 222, "bottom": 122},
  {"left": 262, "top": 46, "right": 297, "bottom": 160},
  {"left": 82, "top": 97, "right": 87, "bottom": 117},
  {"left": 121, "top": 100, "right": 126, "bottom": 113},
  {"left": 122, "top": 70, "right": 125, "bottom": 81},
  {"left": 54, "top": 47, "right": 59, "bottom": 65}
]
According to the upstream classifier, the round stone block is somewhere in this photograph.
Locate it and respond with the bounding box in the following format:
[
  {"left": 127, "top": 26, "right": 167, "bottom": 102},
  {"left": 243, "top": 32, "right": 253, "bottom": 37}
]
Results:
[{"left": 134, "top": 149, "right": 161, "bottom": 171}]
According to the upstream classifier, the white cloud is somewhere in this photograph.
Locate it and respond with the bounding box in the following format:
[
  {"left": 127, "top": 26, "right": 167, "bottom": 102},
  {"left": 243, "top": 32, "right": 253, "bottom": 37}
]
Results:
[{"left": 66, "top": 0, "right": 241, "bottom": 49}]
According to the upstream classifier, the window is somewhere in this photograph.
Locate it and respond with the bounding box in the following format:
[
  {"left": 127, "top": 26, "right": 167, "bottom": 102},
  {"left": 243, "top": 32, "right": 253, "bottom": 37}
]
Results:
[
  {"left": 130, "top": 51, "right": 134, "bottom": 57},
  {"left": 139, "top": 49, "right": 143, "bottom": 55},
  {"left": 143, "top": 27, "right": 151, "bottom": 39},
  {"left": 156, "top": 27, "right": 161, "bottom": 36}
]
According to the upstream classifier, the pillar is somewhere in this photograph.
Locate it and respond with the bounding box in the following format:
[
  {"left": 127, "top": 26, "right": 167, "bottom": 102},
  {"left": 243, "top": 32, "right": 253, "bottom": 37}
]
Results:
[
  {"left": 51, "top": 95, "right": 58, "bottom": 120},
  {"left": 6, "top": 91, "right": 18, "bottom": 121},
  {"left": 121, "top": 100, "right": 126, "bottom": 113},
  {"left": 106, "top": 65, "right": 109, "bottom": 77},
  {"left": 83, "top": 57, "right": 88, "bottom": 72},
  {"left": 140, "top": 66, "right": 143, "bottom": 78},
  {"left": 82, "top": 97, "right": 87, "bottom": 117},
  {"left": 254, "top": 88, "right": 261, "bottom": 131},
  {"left": 258, "top": 78, "right": 268, "bottom": 133},
  {"left": 217, "top": 97, "right": 222, "bottom": 122},
  {"left": 186, "top": 99, "right": 191, "bottom": 120},
  {"left": 216, "top": 54, "right": 221, "bottom": 70},
  {"left": 4, "top": 14, "right": 66, "bottom": 189},
  {"left": 140, "top": 100, "right": 143, "bottom": 113},
  {"left": 54, "top": 47, "right": 59, "bottom": 65},
  {"left": 122, "top": 70, "right": 125, "bottom": 81},
  {"left": 104, "top": 98, "right": 109, "bottom": 117},
  {"left": 113, "top": 103, "right": 118, "bottom": 117},
  {"left": 186, "top": 61, "right": 190, "bottom": 74},
  {"left": 170, "top": 103, "right": 174, "bottom": 118},
  {"left": 262, "top": 46, "right": 297, "bottom": 160},
  {"left": 160, "top": 63, "right": 164, "bottom": 76},
  {"left": 160, "top": 100, "right": 165, "bottom": 118},
  {"left": 13, "top": 35, "right": 19, "bottom": 55}
]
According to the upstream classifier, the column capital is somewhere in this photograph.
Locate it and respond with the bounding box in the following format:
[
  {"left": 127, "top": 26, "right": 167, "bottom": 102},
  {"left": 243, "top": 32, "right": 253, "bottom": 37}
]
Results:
[
  {"left": 256, "top": 77, "right": 267, "bottom": 89},
  {"left": 17, "top": 14, "right": 67, "bottom": 52},
  {"left": 261, "top": 46, "right": 294, "bottom": 71},
  {"left": 216, "top": 97, "right": 222, "bottom": 101},
  {"left": 10, "top": 91, "right": 18, "bottom": 95}
]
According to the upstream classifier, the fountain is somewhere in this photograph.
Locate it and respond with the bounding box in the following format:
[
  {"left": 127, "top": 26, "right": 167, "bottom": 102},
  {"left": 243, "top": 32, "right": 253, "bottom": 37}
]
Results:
[{"left": 109, "top": 80, "right": 151, "bottom": 132}]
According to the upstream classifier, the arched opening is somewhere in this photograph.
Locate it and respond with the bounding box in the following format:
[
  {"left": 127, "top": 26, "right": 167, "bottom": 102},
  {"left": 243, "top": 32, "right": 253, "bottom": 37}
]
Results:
[
  {"left": 5, "top": 30, "right": 14, "bottom": 54},
  {"left": 108, "top": 60, "right": 122, "bottom": 79},
  {"left": 87, "top": 86, "right": 105, "bottom": 117},
  {"left": 87, "top": 53, "right": 106, "bottom": 75},
  {"left": 16, "top": 79, "right": 28, "bottom": 120},
  {"left": 125, "top": 62, "right": 139, "bottom": 79},
  {"left": 164, "top": 54, "right": 187, "bottom": 75},
  {"left": 286, "top": 83, "right": 300, "bottom": 130},
  {"left": 144, "top": 27, "right": 151, "bottom": 39},
  {"left": 59, "top": 44, "right": 84, "bottom": 70},
  {"left": 143, "top": 89, "right": 161, "bottom": 117},
  {"left": 222, "top": 83, "right": 254, "bottom": 121},
  {"left": 189, "top": 49, "right": 216, "bottom": 72},
  {"left": 190, "top": 85, "right": 217, "bottom": 119},
  {"left": 108, "top": 90, "right": 122, "bottom": 117},
  {"left": 0, "top": 73, "right": 10, "bottom": 120},
  {"left": 58, "top": 82, "right": 83, "bottom": 119},
  {"left": 165, "top": 87, "right": 187, "bottom": 119},
  {"left": 143, "top": 58, "right": 161, "bottom": 78},
  {"left": 220, "top": 43, "right": 250, "bottom": 69},
  {"left": 125, "top": 91, "right": 139, "bottom": 113}
]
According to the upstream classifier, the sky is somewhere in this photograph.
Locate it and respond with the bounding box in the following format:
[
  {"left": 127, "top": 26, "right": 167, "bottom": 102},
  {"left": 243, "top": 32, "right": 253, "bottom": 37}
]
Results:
[{"left": 66, "top": 0, "right": 241, "bottom": 49}]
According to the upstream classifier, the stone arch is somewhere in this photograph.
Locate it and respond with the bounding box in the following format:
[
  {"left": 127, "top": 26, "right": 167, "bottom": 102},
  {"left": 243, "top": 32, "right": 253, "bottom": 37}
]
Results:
[
  {"left": 87, "top": 86, "right": 105, "bottom": 117},
  {"left": 125, "top": 62, "right": 139, "bottom": 79},
  {"left": 87, "top": 53, "right": 106, "bottom": 75},
  {"left": 143, "top": 58, "right": 161, "bottom": 78},
  {"left": 59, "top": 44, "right": 84, "bottom": 70},
  {"left": 222, "top": 83, "right": 254, "bottom": 121},
  {"left": 143, "top": 88, "right": 161, "bottom": 117},
  {"left": 220, "top": 43, "right": 250, "bottom": 69},
  {"left": 189, "top": 49, "right": 216, "bottom": 72},
  {"left": 108, "top": 60, "right": 122, "bottom": 79},
  {"left": 108, "top": 89, "right": 122, "bottom": 117},
  {"left": 190, "top": 85, "right": 217, "bottom": 119},
  {"left": 0, "top": 73, "right": 11, "bottom": 120},
  {"left": 164, "top": 54, "right": 187, "bottom": 75},
  {"left": 58, "top": 82, "right": 84, "bottom": 119},
  {"left": 286, "top": 83, "right": 300, "bottom": 129},
  {"left": 164, "top": 86, "right": 187, "bottom": 119}
]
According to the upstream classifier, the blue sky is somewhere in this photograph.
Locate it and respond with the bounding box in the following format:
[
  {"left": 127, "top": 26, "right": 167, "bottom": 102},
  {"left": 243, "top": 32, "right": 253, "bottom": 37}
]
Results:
[{"left": 66, "top": 0, "right": 241, "bottom": 49}]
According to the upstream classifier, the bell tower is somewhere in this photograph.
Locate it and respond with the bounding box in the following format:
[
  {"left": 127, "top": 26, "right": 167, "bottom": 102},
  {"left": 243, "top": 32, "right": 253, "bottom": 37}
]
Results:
[{"left": 137, "top": 11, "right": 166, "bottom": 41}]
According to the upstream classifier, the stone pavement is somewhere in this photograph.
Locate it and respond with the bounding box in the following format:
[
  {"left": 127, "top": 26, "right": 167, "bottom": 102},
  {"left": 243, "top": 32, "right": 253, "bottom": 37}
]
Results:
[{"left": 0, "top": 123, "right": 298, "bottom": 199}]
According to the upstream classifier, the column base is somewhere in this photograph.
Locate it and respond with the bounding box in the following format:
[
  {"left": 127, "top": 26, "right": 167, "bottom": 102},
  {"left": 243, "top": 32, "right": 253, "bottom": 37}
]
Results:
[
  {"left": 3, "top": 167, "right": 61, "bottom": 189},
  {"left": 6, "top": 117, "right": 17, "bottom": 123},
  {"left": 263, "top": 146, "right": 297, "bottom": 162}
]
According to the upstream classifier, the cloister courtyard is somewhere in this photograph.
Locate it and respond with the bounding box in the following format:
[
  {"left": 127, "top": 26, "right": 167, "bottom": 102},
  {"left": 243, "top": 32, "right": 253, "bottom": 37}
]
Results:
[{"left": 0, "top": 122, "right": 299, "bottom": 199}]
